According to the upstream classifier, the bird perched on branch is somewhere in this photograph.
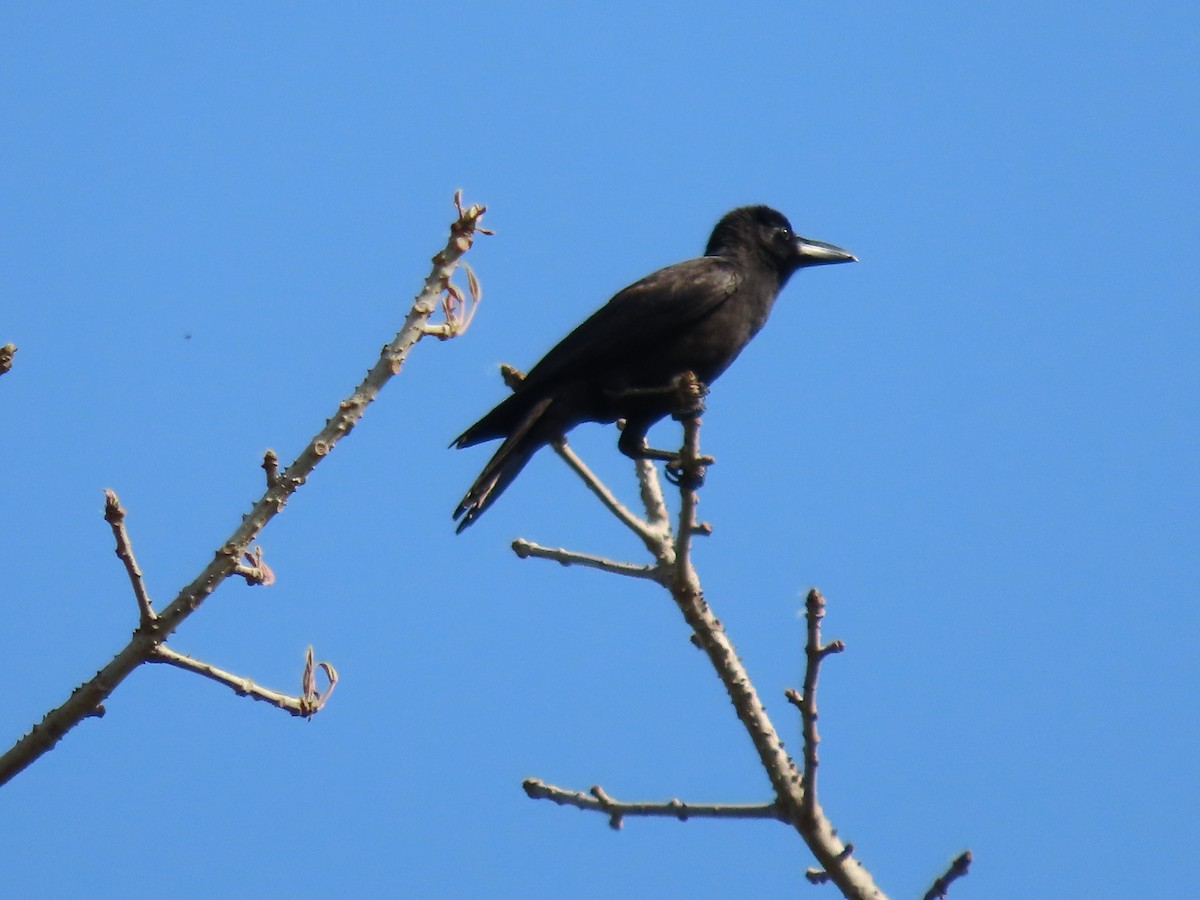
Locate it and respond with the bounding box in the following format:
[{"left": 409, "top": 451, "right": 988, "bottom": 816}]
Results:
[{"left": 452, "top": 205, "right": 855, "bottom": 532}]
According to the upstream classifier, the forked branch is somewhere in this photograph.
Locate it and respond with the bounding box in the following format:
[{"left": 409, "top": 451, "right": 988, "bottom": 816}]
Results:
[
  {"left": 512, "top": 374, "right": 968, "bottom": 898},
  {"left": 0, "top": 193, "right": 488, "bottom": 786}
]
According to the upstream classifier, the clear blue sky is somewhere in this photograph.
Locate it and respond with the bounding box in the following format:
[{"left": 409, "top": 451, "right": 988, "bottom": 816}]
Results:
[{"left": 3, "top": 4, "right": 1197, "bottom": 897}]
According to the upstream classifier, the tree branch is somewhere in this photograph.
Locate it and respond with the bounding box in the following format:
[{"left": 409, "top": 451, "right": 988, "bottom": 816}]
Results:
[
  {"left": 0, "top": 192, "right": 487, "bottom": 786},
  {"left": 523, "top": 778, "right": 785, "bottom": 830},
  {"left": 922, "top": 851, "right": 973, "bottom": 900},
  {"left": 102, "top": 489, "right": 156, "bottom": 627},
  {"left": 0, "top": 343, "right": 14, "bottom": 377},
  {"left": 791, "top": 588, "right": 846, "bottom": 824},
  {"left": 151, "top": 644, "right": 337, "bottom": 717},
  {"left": 511, "top": 538, "right": 660, "bottom": 580},
  {"left": 515, "top": 392, "right": 891, "bottom": 899},
  {"left": 551, "top": 436, "right": 668, "bottom": 553},
  {"left": 634, "top": 457, "right": 670, "bottom": 533}
]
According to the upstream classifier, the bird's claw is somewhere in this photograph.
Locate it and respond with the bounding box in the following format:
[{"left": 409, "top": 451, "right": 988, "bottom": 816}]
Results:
[{"left": 664, "top": 454, "right": 713, "bottom": 489}]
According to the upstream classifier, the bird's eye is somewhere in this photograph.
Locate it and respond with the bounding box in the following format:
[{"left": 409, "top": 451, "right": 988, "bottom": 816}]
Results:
[{"left": 774, "top": 226, "right": 792, "bottom": 242}]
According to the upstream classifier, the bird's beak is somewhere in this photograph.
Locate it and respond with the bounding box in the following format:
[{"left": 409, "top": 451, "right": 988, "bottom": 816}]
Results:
[{"left": 796, "top": 236, "right": 857, "bottom": 267}]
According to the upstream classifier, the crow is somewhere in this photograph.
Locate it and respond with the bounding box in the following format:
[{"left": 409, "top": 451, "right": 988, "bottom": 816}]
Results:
[{"left": 452, "top": 205, "right": 855, "bottom": 532}]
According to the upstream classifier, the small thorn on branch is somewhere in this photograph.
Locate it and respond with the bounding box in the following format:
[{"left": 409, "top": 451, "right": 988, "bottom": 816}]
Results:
[
  {"left": 804, "top": 868, "right": 831, "bottom": 885},
  {"left": 805, "top": 843, "right": 857, "bottom": 884}
]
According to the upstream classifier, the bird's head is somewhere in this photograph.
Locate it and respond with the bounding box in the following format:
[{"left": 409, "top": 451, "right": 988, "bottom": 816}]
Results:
[{"left": 705, "top": 206, "right": 856, "bottom": 281}]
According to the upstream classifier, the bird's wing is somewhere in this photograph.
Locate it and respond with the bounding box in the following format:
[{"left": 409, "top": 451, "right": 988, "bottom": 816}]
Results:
[
  {"left": 451, "top": 256, "right": 740, "bottom": 449},
  {"left": 517, "top": 256, "right": 741, "bottom": 392}
]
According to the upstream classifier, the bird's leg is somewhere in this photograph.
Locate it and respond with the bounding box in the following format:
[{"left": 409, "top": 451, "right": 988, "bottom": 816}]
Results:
[
  {"left": 614, "top": 374, "right": 714, "bottom": 487},
  {"left": 624, "top": 422, "right": 681, "bottom": 460},
  {"left": 609, "top": 382, "right": 688, "bottom": 463}
]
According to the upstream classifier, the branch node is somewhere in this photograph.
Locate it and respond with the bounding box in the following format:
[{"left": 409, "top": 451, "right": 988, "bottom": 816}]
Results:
[{"left": 589, "top": 785, "right": 624, "bottom": 830}]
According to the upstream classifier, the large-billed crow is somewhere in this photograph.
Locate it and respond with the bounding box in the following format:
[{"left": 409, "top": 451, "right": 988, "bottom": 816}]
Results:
[{"left": 452, "top": 205, "right": 855, "bottom": 532}]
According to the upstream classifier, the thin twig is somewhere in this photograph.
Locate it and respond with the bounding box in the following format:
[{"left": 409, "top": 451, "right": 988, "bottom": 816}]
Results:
[
  {"left": 102, "top": 489, "right": 156, "bottom": 627},
  {"left": 511, "top": 538, "right": 661, "bottom": 580},
  {"left": 551, "top": 438, "right": 667, "bottom": 552},
  {"left": 0, "top": 193, "right": 488, "bottom": 786},
  {"left": 634, "top": 457, "right": 671, "bottom": 533},
  {"left": 523, "top": 778, "right": 784, "bottom": 830},
  {"left": 151, "top": 645, "right": 336, "bottom": 718},
  {"left": 798, "top": 588, "right": 845, "bottom": 823},
  {"left": 0, "top": 343, "right": 14, "bottom": 377},
  {"left": 922, "top": 851, "right": 973, "bottom": 900}
]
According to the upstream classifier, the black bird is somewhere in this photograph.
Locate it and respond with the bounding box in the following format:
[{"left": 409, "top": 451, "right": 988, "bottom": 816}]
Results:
[{"left": 452, "top": 205, "right": 855, "bottom": 532}]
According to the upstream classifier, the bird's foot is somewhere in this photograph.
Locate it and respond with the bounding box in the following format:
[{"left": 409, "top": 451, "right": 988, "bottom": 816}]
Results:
[{"left": 664, "top": 453, "right": 714, "bottom": 489}]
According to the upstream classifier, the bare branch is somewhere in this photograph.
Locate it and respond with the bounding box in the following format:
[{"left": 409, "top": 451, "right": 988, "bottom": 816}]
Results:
[
  {"left": 0, "top": 193, "right": 488, "bottom": 786},
  {"left": 523, "top": 778, "right": 784, "bottom": 830},
  {"left": 151, "top": 644, "right": 337, "bottom": 718},
  {"left": 795, "top": 588, "right": 845, "bottom": 823},
  {"left": 634, "top": 457, "right": 670, "bottom": 531},
  {"left": 0, "top": 343, "right": 14, "bottom": 377},
  {"left": 923, "top": 851, "right": 973, "bottom": 900},
  {"left": 523, "top": 396, "right": 889, "bottom": 899},
  {"left": 511, "top": 538, "right": 660, "bottom": 581},
  {"left": 550, "top": 437, "right": 668, "bottom": 552},
  {"left": 102, "top": 489, "right": 156, "bottom": 627},
  {"left": 670, "top": 374, "right": 708, "bottom": 582}
]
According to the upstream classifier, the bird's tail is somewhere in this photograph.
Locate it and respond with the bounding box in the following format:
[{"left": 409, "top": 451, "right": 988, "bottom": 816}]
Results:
[{"left": 453, "top": 396, "right": 554, "bottom": 533}]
